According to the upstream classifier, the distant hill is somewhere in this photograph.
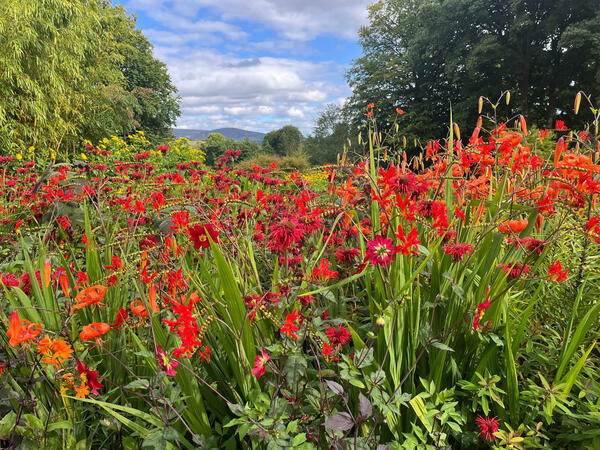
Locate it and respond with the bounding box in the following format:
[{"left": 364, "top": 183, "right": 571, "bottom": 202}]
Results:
[{"left": 173, "top": 127, "right": 265, "bottom": 143}]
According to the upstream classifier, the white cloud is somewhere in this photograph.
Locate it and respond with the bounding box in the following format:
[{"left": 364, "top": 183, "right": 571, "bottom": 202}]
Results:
[
  {"left": 128, "top": 0, "right": 371, "bottom": 41},
  {"left": 162, "top": 50, "right": 347, "bottom": 133},
  {"left": 124, "top": 0, "right": 370, "bottom": 133}
]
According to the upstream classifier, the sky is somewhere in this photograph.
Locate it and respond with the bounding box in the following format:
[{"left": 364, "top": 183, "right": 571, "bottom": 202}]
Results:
[{"left": 118, "top": 0, "right": 373, "bottom": 134}]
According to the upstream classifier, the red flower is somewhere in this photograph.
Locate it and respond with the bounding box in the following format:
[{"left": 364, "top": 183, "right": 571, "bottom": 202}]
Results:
[
  {"left": 268, "top": 218, "right": 304, "bottom": 253},
  {"left": 312, "top": 259, "right": 338, "bottom": 282},
  {"left": 498, "top": 262, "right": 531, "bottom": 280},
  {"left": 189, "top": 224, "right": 219, "bottom": 250},
  {"left": 548, "top": 260, "right": 568, "bottom": 282},
  {"left": 395, "top": 225, "right": 421, "bottom": 255},
  {"left": 251, "top": 348, "right": 270, "bottom": 379},
  {"left": 476, "top": 415, "right": 499, "bottom": 441},
  {"left": 157, "top": 346, "right": 178, "bottom": 376},
  {"left": 366, "top": 235, "right": 395, "bottom": 267},
  {"left": 325, "top": 325, "right": 352, "bottom": 347},
  {"left": 280, "top": 309, "right": 301, "bottom": 340},
  {"left": 76, "top": 359, "right": 104, "bottom": 395},
  {"left": 80, "top": 322, "right": 110, "bottom": 341},
  {"left": 442, "top": 243, "right": 473, "bottom": 261},
  {"left": 110, "top": 307, "right": 128, "bottom": 330},
  {"left": 555, "top": 120, "right": 568, "bottom": 130}
]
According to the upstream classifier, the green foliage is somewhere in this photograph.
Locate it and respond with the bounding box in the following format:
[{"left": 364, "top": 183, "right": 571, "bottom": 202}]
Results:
[
  {"left": 0, "top": 0, "right": 180, "bottom": 158},
  {"left": 305, "top": 104, "right": 351, "bottom": 166},
  {"left": 262, "top": 125, "right": 304, "bottom": 157},
  {"left": 199, "top": 133, "right": 261, "bottom": 166},
  {"left": 346, "top": 0, "right": 600, "bottom": 141}
]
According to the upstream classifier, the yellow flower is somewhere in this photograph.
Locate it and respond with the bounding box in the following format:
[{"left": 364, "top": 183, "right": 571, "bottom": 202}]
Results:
[
  {"left": 16, "top": 153, "right": 22, "bottom": 160},
  {"left": 28, "top": 146, "right": 35, "bottom": 153},
  {"left": 80, "top": 153, "right": 87, "bottom": 160}
]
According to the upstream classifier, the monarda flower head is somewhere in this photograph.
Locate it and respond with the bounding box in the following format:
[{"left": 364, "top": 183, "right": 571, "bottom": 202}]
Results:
[
  {"left": 268, "top": 217, "right": 305, "bottom": 253},
  {"left": 443, "top": 243, "right": 473, "bottom": 261}
]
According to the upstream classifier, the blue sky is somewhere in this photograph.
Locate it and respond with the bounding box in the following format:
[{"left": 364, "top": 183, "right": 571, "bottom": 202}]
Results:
[{"left": 117, "top": 0, "right": 372, "bottom": 134}]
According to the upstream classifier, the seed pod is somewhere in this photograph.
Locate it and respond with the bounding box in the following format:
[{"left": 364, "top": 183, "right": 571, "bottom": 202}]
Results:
[
  {"left": 506, "top": 91, "right": 510, "bottom": 105},
  {"left": 375, "top": 316, "right": 386, "bottom": 328},
  {"left": 519, "top": 115, "right": 528, "bottom": 135},
  {"left": 476, "top": 116, "right": 483, "bottom": 128},
  {"left": 478, "top": 96, "right": 483, "bottom": 114},
  {"left": 403, "top": 136, "right": 407, "bottom": 148},
  {"left": 574, "top": 92, "right": 582, "bottom": 115},
  {"left": 453, "top": 123, "right": 461, "bottom": 140}
]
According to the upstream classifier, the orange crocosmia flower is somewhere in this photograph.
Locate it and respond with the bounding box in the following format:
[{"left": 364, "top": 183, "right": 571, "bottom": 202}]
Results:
[
  {"left": 79, "top": 322, "right": 110, "bottom": 341},
  {"left": 43, "top": 259, "right": 51, "bottom": 289},
  {"left": 130, "top": 300, "right": 149, "bottom": 317},
  {"left": 71, "top": 285, "right": 107, "bottom": 314},
  {"left": 37, "top": 335, "right": 73, "bottom": 368},
  {"left": 59, "top": 272, "right": 70, "bottom": 298},
  {"left": 497, "top": 219, "right": 528, "bottom": 234},
  {"left": 7, "top": 310, "right": 42, "bottom": 347}
]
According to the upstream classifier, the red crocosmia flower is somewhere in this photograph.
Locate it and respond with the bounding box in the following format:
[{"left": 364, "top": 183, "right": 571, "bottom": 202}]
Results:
[
  {"left": 79, "top": 322, "right": 110, "bottom": 341},
  {"left": 548, "top": 260, "right": 568, "bottom": 282},
  {"left": 473, "top": 300, "right": 491, "bottom": 331},
  {"left": 170, "top": 210, "right": 190, "bottom": 232},
  {"left": 476, "top": 415, "right": 499, "bottom": 441},
  {"left": 15, "top": 219, "right": 23, "bottom": 233},
  {"left": 156, "top": 346, "right": 178, "bottom": 376},
  {"left": 76, "top": 359, "right": 104, "bottom": 395},
  {"left": 7, "top": 310, "right": 42, "bottom": 347},
  {"left": 395, "top": 225, "right": 421, "bottom": 255},
  {"left": 365, "top": 235, "right": 395, "bottom": 267},
  {"left": 555, "top": 120, "right": 568, "bottom": 131},
  {"left": 443, "top": 243, "right": 473, "bottom": 261},
  {"left": 188, "top": 224, "right": 219, "bottom": 250},
  {"left": 71, "top": 285, "right": 107, "bottom": 314},
  {"left": 322, "top": 341, "right": 337, "bottom": 362},
  {"left": 251, "top": 348, "right": 270, "bottom": 379},
  {"left": 325, "top": 325, "right": 352, "bottom": 347},
  {"left": 110, "top": 307, "right": 128, "bottom": 329},
  {"left": 280, "top": 309, "right": 301, "bottom": 340},
  {"left": 312, "top": 259, "right": 338, "bottom": 282}
]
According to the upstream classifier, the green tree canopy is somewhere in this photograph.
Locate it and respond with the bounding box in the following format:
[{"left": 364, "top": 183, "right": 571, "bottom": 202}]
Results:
[
  {"left": 305, "top": 104, "right": 351, "bottom": 165},
  {"left": 200, "top": 133, "right": 261, "bottom": 166},
  {"left": 0, "top": 0, "right": 180, "bottom": 157},
  {"left": 345, "top": 0, "right": 600, "bottom": 142},
  {"left": 262, "top": 125, "right": 304, "bottom": 156}
]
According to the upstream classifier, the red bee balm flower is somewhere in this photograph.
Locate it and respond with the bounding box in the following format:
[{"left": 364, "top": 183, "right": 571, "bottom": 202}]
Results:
[
  {"left": 325, "top": 325, "right": 352, "bottom": 346},
  {"left": 189, "top": 224, "right": 219, "bottom": 250},
  {"left": 476, "top": 415, "right": 499, "bottom": 441},
  {"left": 251, "top": 348, "right": 270, "bottom": 379},
  {"left": 365, "top": 235, "right": 395, "bottom": 267}
]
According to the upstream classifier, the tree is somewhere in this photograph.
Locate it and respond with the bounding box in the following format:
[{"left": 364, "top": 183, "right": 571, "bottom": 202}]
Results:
[
  {"left": 345, "top": 0, "right": 600, "bottom": 142},
  {"left": 262, "top": 125, "right": 304, "bottom": 156},
  {"left": 0, "top": 0, "right": 180, "bottom": 157},
  {"left": 115, "top": 9, "right": 180, "bottom": 142},
  {"left": 200, "top": 133, "right": 261, "bottom": 166},
  {"left": 305, "top": 104, "right": 351, "bottom": 165}
]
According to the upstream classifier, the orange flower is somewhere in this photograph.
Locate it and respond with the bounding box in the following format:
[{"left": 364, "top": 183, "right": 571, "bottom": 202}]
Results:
[
  {"left": 497, "top": 219, "right": 528, "bottom": 234},
  {"left": 71, "top": 285, "right": 107, "bottom": 314},
  {"left": 130, "top": 300, "right": 149, "bottom": 317},
  {"left": 80, "top": 322, "right": 110, "bottom": 341},
  {"left": 37, "top": 335, "right": 73, "bottom": 368},
  {"left": 43, "top": 259, "right": 51, "bottom": 289},
  {"left": 6, "top": 310, "right": 42, "bottom": 347},
  {"left": 59, "top": 272, "right": 70, "bottom": 298}
]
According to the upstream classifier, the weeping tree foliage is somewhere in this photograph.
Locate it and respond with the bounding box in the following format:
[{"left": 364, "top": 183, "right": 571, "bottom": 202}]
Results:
[
  {"left": 345, "top": 0, "right": 600, "bottom": 142},
  {"left": 0, "top": 0, "right": 180, "bottom": 157}
]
